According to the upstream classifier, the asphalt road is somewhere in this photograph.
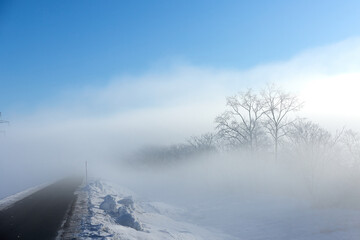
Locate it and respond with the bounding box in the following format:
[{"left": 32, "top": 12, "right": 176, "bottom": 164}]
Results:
[{"left": 0, "top": 178, "right": 82, "bottom": 240}]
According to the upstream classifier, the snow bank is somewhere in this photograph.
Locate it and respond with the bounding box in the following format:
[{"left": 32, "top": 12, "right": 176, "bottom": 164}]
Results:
[
  {"left": 79, "top": 180, "right": 236, "bottom": 240},
  {"left": 0, "top": 183, "right": 48, "bottom": 210},
  {"left": 99, "top": 194, "right": 143, "bottom": 231},
  {"left": 100, "top": 195, "right": 117, "bottom": 213}
]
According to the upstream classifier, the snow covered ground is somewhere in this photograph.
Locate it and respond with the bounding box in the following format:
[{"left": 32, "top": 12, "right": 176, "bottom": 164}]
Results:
[
  {"left": 2, "top": 178, "right": 360, "bottom": 239},
  {"left": 76, "top": 179, "right": 360, "bottom": 240},
  {"left": 0, "top": 183, "right": 48, "bottom": 210},
  {"left": 184, "top": 194, "right": 360, "bottom": 240},
  {"left": 78, "top": 180, "right": 236, "bottom": 240}
]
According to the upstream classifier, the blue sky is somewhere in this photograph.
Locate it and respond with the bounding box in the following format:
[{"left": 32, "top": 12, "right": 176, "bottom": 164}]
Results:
[{"left": 1, "top": 0, "right": 360, "bottom": 114}]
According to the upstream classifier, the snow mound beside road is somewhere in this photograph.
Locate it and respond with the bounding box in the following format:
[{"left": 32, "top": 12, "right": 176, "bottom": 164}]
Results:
[
  {"left": 100, "top": 195, "right": 117, "bottom": 213},
  {"left": 100, "top": 194, "right": 143, "bottom": 231},
  {"left": 80, "top": 180, "right": 235, "bottom": 240}
]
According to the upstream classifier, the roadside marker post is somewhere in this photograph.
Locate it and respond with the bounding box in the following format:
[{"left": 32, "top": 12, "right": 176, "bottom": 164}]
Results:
[{"left": 85, "top": 161, "right": 88, "bottom": 185}]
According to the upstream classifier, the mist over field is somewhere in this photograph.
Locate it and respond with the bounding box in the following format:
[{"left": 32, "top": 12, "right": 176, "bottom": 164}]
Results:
[
  {"left": 2, "top": 38, "right": 360, "bottom": 204},
  {"left": 3, "top": 1, "right": 360, "bottom": 238},
  {"left": 1, "top": 36, "right": 360, "bottom": 239}
]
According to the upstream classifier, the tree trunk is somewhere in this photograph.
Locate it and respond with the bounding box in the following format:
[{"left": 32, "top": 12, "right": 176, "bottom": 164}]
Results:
[{"left": 274, "top": 139, "right": 278, "bottom": 161}]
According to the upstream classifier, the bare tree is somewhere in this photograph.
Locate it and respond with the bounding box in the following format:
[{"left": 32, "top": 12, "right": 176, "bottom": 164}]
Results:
[
  {"left": 341, "top": 129, "right": 360, "bottom": 167},
  {"left": 287, "top": 119, "right": 333, "bottom": 158},
  {"left": 0, "top": 112, "right": 9, "bottom": 135},
  {"left": 261, "top": 84, "right": 302, "bottom": 159},
  {"left": 0, "top": 112, "right": 9, "bottom": 124},
  {"left": 286, "top": 119, "right": 341, "bottom": 199},
  {"left": 215, "top": 89, "right": 268, "bottom": 151},
  {"left": 188, "top": 132, "right": 217, "bottom": 152}
]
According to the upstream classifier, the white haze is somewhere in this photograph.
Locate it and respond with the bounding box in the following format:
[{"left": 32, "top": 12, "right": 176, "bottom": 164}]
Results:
[
  {"left": 1, "top": 37, "right": 360, "bottom": 192},
  {"left": 2, "top": 38, "right": 360, "bottom": 237}
]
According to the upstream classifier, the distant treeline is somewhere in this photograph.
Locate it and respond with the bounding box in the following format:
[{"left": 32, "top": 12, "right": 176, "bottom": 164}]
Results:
[{"left": 129, "top": 84, "right": 360, "bottom": 169}]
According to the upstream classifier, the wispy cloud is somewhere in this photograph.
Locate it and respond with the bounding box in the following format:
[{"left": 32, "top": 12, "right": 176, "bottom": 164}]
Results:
[{"left": 20, "top": 37, "right": 360, "bottom": 129}]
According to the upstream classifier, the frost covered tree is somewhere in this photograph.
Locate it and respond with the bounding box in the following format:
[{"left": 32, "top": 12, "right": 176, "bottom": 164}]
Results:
[
  {"left": 261, "top": 84, "right": 302, "bottom": 159},
  {"left": 215, "top": 89, "right": 268, "bottom": 151}
]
